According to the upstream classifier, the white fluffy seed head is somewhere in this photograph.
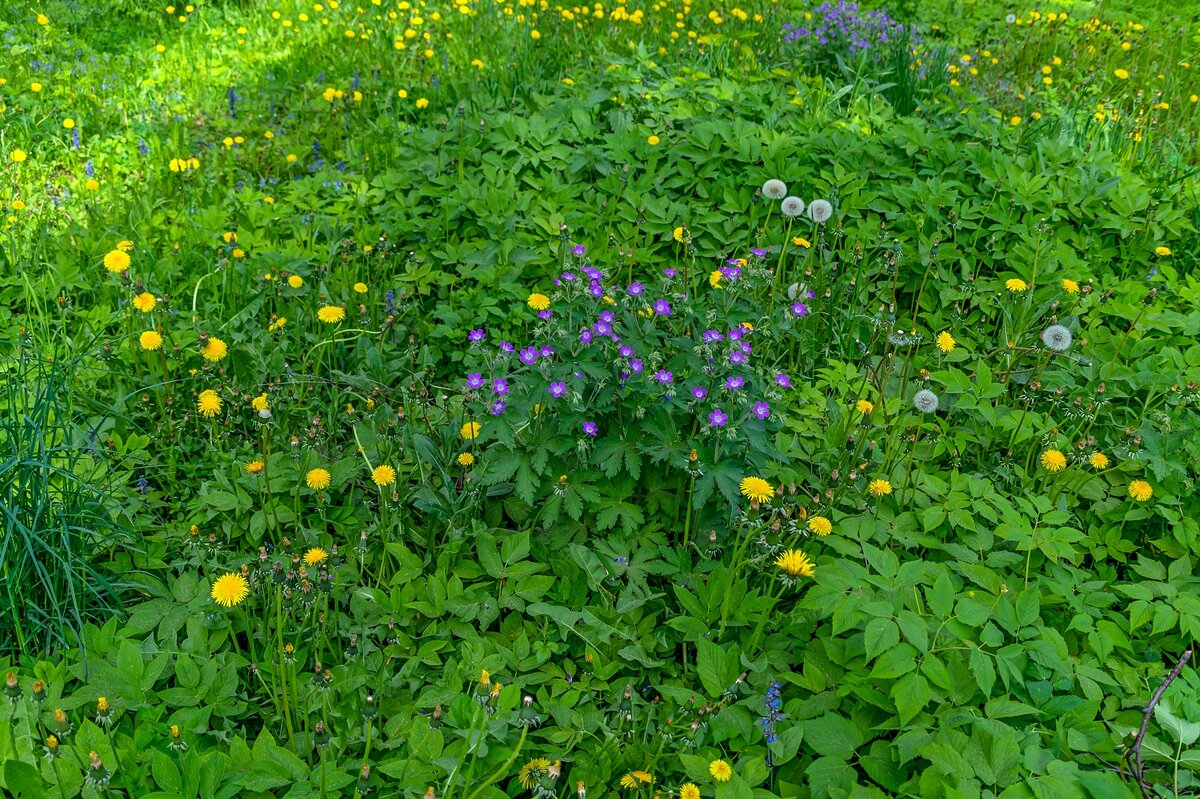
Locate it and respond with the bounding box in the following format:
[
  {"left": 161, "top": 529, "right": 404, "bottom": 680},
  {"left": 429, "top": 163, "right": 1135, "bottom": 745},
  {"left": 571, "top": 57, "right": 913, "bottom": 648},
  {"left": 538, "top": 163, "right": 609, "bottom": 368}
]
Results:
[
  {"left": 1041, "top": 324, "right": 1073, "bottom": 352},
  {"left": 762, "top": 179, "right": 787, "bottom": 200},
  {"left": 807, "top": 199, "right": 833, "bottom": 223},
  {"left": 780, "top": 196, "right": 806, "bottom": 217},
  {"left": 913, "top": 389, "right": 940, "bottom": 414}
]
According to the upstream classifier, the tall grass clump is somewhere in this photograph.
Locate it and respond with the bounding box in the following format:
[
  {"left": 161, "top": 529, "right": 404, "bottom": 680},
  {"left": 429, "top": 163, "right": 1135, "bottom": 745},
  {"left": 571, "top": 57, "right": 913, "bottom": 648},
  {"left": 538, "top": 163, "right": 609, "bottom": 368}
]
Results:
[{"left": 0, "top": 345, "right": 134, "bottom": 659}]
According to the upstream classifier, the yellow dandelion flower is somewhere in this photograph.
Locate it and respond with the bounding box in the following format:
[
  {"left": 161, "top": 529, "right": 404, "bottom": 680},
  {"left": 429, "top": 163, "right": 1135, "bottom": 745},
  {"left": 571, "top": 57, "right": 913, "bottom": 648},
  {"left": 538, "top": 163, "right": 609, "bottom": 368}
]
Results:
[
  {"left": 527, "top": 293, "right": 551, "bottom": 311},
  {"left": 775, "top": 549, "right": 815, "bottom": 578},
  {"left": 1089, "top": 452, "right": 1109, "bottom": 470},
  {"left": 1040, "top": 449, "right": 1067, "bottom": 472},
  {"left": 288, "top": 275, "right": 304, "bottom": 288},
  {"left": 519, "top": 758, "right": 551, "bottom": 790},
  {"left": 808, "top": 516, "right": 832, "bottom": 536},
  {"left": 1128, "top": 480, "right": 1152, "bottom": 501},
  {"left": 792, "top": 236, "right": 812, "bottom": 248},
  {"left": 251, "top": 394, "right": 269, "bottom": 411},
  {"left": 317, "top": 305, "right": 346, "bottom": 323},
  {"left": 1062, "top": 279, "right": 1079, "bottom": 293},
  {"left": 936, "top": 331, "right": 956, "bottom": 353},
  {"left": 10, "top": 149, "right": 28, "bottom": 163},
  {"left": 197, "top": 390, "right": 222, "bottom": 418},
  {"left": 680, "top": 785, "right": 700, "bottom": 799},
  {"left": 353, "top": 282, "right": 368, "bottom": 294},
  {"left": 211, "top": 573, "right": 250, "bottom": 608},
  {"left": 647, "top": 135, "right": 660, "bottom": 145},
  {"left": 1154, "top": 246, "right": 1171, "bottom": 256},
  {"left": 709, "top": 270, "right": 723, "bottom": 288},
  {"left": 710, "top": 759, "right": 733, "bottom": 782},
  {"left": 869, "top": 479, "right": 893, "bottom": 497},
  {"left": 201, "top": 337, "right": 228, "bottom": 362},
  {"left": 1114, "top": 68, "right": 1129, "bottom": 79},
  {"left": 673, "top": 226, "right": 685, "bottom": 243},
  {"left": 305, "top": 468, "right": 331, "bottom": 490},
  {"left": 457, "top": 452, "right": 475, "bottom": 466},
  {"left": 139, "top": 330, "right": 163, "bottom": 351},
  {"left": 631, "top": 771, "right": 653, "bottom": 784},
  {"left": 739, "top": 476, "right": 774, "bottom": 503},
  {"left": 246, "top": 460, "right": 265, "bottom": 474},
  {"left": 303, "top": 547, "right": 328, "bottom": 566},
  {"left": 619, "top": 774, "right": 639, "bottom": 790},
  {"left": 1005, "top": 278, "right": 1028, "bottom": 293},
  {"left": 460, "top": 421, "right": 481, "bottom": 440},
  {"left": 856, "top": 399, "right": 874, "bottom": 414},
  {"left": 132, "top": 292, "right": 156, "bottom": 312},
  {"left": 103, "top": 249, "right": 131, "bottom": 274},
  {"left": 372, "top": 465, "right": 396, "bottom": 486}
]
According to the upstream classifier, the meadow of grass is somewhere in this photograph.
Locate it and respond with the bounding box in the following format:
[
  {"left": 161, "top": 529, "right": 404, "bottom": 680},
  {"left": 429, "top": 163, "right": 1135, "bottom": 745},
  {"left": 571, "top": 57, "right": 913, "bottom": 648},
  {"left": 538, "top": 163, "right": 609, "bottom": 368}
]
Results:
[{"left": 1, "top": 0, "right": 1199, "bottom": 797}]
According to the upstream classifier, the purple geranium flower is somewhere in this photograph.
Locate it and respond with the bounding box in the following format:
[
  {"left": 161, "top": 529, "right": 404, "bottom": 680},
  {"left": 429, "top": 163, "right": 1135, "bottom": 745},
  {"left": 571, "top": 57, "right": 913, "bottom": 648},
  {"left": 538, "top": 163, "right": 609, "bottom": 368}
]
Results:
[
  {"left": 692, "top": 386, "right": 708, "bottom": 400},
  {"left": 703, "top": 329, "right": 724, "bottom": 344},
  {"left": 540, "top": 346, "right": 554, "bottom": 358},
  {"left": 654, "top": 369, "right": 673, "bottom": 384},
  {"left": 663, "top": 267, "right": 677, "bottom": 277},
  {"left": 630, "top": 359, "right": 644, "bottom": 373},
  {"left": 562, "top": 271, "right": 577, "bottom": 282},
  {"left": 468, "top": 329, "right": 486, "bottom": 342},
  {"left": 599, "top": 310, "right": 615, "bottom": 324},
  {"left": 775, "top": 373, "right": 792, "bottom": 388},
  {"left": 580, "top": 329, "right": 594, "bottom": 344},
  {"left": 619, "top": 345, "right": 635, "bottom": 358},
  {"left": 572, "top": 244, "right": 586, "bottom": 256},
  {"left": 493, "top": 379, "right": 509, "bottom": 395},
  {"left": 725, "top": 376, "right": 745, "bottom": 390},
  {"left": 538, "top": 309, "right": 553, "bottom": 320},
  {"left": 753, "top": 401, "right": 770, "bottom": 420},
  {"left": 729, "top": 350, "right": 747, "bottom": 366},
  {"left": 653, "top": 299, "right": 672, "bottom": 316},
  {"left": 627, "top": 282, "right": 644, "bottom": 296},
  {"left": 593, "top": 321, "right": 611, "bottom": 336},
  {"left": 466, "top": 373, "right": 485, "bottom": 390},
  {"left": 549, "top": 381, "right": 567, "bottom": 398},
  {"left": 582, "top": 421, "right": 598, "bottom": 436},
  {"left": 791, "top": 302, "right": 808, "bottom": 317},
  {"left": 750, "top": 247, "right": 768, "bottom": 258},
  {"left": 520, "top": 347, "right": 539, "bottom": 365},
  {"left": 709, "top": 408, "right": 728, "bottom": 427},
  {"left": 490, "top": 400, "right": 506, "bottom": 416},
  {"left": 498, "top": 340, "right": 515, "bottom": 354}
]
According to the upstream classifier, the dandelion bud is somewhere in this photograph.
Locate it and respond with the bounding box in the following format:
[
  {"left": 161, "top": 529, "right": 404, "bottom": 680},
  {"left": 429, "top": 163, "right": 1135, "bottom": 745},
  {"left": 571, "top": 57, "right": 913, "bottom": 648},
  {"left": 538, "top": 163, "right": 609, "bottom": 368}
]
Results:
[
  {"left": 577, "top": 781, "right": 588, "bottom": 797},
  {"left": 5, "top": 672, "right": 21, "bottom": 702},
  {"left": 32, "top": 679, "right": 46, "bottom": 703},
  {"left": 362, "top": 693, "right": 378, "bottom": 720}
]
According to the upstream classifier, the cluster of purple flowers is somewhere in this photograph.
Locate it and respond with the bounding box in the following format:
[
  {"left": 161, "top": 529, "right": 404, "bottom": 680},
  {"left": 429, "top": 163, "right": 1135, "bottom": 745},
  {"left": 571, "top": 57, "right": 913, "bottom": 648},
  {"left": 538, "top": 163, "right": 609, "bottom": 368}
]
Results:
[
  {"left": 762, "top": 681, "right": 784, "bottom": 764},
  {"left": 460, "top": 253, "right": 794, "bottom": 437},
  {"left": 783, "top": 1, "right": 908, "bottom": 55}
]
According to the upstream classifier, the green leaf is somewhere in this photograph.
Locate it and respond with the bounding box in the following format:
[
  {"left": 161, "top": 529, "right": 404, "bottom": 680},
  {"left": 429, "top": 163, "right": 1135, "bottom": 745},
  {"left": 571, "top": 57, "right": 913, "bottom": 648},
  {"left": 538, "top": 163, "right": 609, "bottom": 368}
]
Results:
[
  {"left": 3, "top": 761, "right": 44, "bottom": 797},
  {"left": 864, "top": 618, "right": 900, "bottom": 661},
  {"left": 970, "top": 648, "right": 997, "bottom": 697},
  {"left": 802, "top": 714, "right": 865, "bottom": 760},
  {"left": 892, "top": 673, "right": 931, "bottom": 723}
]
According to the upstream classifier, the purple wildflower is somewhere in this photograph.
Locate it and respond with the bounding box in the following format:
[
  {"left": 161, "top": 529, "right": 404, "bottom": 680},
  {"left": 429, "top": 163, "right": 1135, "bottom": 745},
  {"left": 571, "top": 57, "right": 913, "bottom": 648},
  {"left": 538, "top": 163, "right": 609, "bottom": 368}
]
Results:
[
  {"left": 753, "top": 401, "right": 771, "bottom": 420},
  {"left": 538, "top": 310, "right": 553, "bottom": 320},
  {"left": 627, "top": 282, "right": 644, "bottom": 296},
  {"left": 562, "top": 271, "right": 577, "bottom": 282},
  {"left": 540, "top": 346, "right": 555, "bottom": 358},
  {"left": 619, "top": 345, "right": 635, "bottom": 358},
  {"left": 630, "top": 359, "right": 644, "bottom": 373},
  {"left": 775, "top": 373, "right": 792, "bottom": 388},
  {"left": 725, "top": 376, "right": 745, "bottom": 390},
  {"left": 729, "top": 350, "right": 747, "bottom": 366},
  {"left": 653, "top": 299, "right": 672, "bottom": 316},
  {"left": 709, "top": 408, "right": 729, "bottom": 427},
  {"left": 692, "top": 386, "right": 708, "bottom": 400},
  {"left": 791, "top": 302, "right": 809, "bottom": 317},
  {"left": 468, "top": 329, "right": 486, "bottom": 342},
  {"left": 498, "top": 340, "right": 515, "bottom": 354},
  {"left": 703, "top": 329, "right": 725, "bottom": 344},
  {"left": 663, "top": 267, "right": 677, "bottom": 277},
  {"left": 572, "top": 245, "right": 587, "bottom": 256},
  {"left": 549, "top": 381, "right": 567, "bottom": 398},
  {"left": 654, "top": 369, "right": 674, "bottom": 384},
  {"left": 490, "top": 400, "right": 506, "bottom": 416},
  {"left": 493, "top": 379, "right": 509, "bottom": 396},
  {"left": 582, "top": 421, "right": 598, "bottom": 437},
  {"left": 580, "top": 329, "right": 594, "bottom": 344},
  {"left": 520, "top": 347, "right": 539, "bottom": 364},
  {"left": 750, "top": 247, "right": 768, "bottom": 258},
  {"left": 466, "top": 373, "right": 485, "bottom": 390}
]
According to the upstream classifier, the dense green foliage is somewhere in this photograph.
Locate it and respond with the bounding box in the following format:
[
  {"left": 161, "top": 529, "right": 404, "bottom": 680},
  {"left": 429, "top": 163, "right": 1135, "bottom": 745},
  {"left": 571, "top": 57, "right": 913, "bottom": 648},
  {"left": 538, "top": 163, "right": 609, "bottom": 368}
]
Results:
[{"left": 2, "top": 0, "right": 1199, "bottom": 797}]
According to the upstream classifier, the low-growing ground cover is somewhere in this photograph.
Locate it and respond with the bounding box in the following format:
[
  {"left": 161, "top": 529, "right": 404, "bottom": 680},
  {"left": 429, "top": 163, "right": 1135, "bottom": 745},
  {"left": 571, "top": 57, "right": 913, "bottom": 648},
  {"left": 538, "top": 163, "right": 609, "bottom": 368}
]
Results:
[{"left": 1, "top": 0, "right": 1199, "bottom": 797}]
